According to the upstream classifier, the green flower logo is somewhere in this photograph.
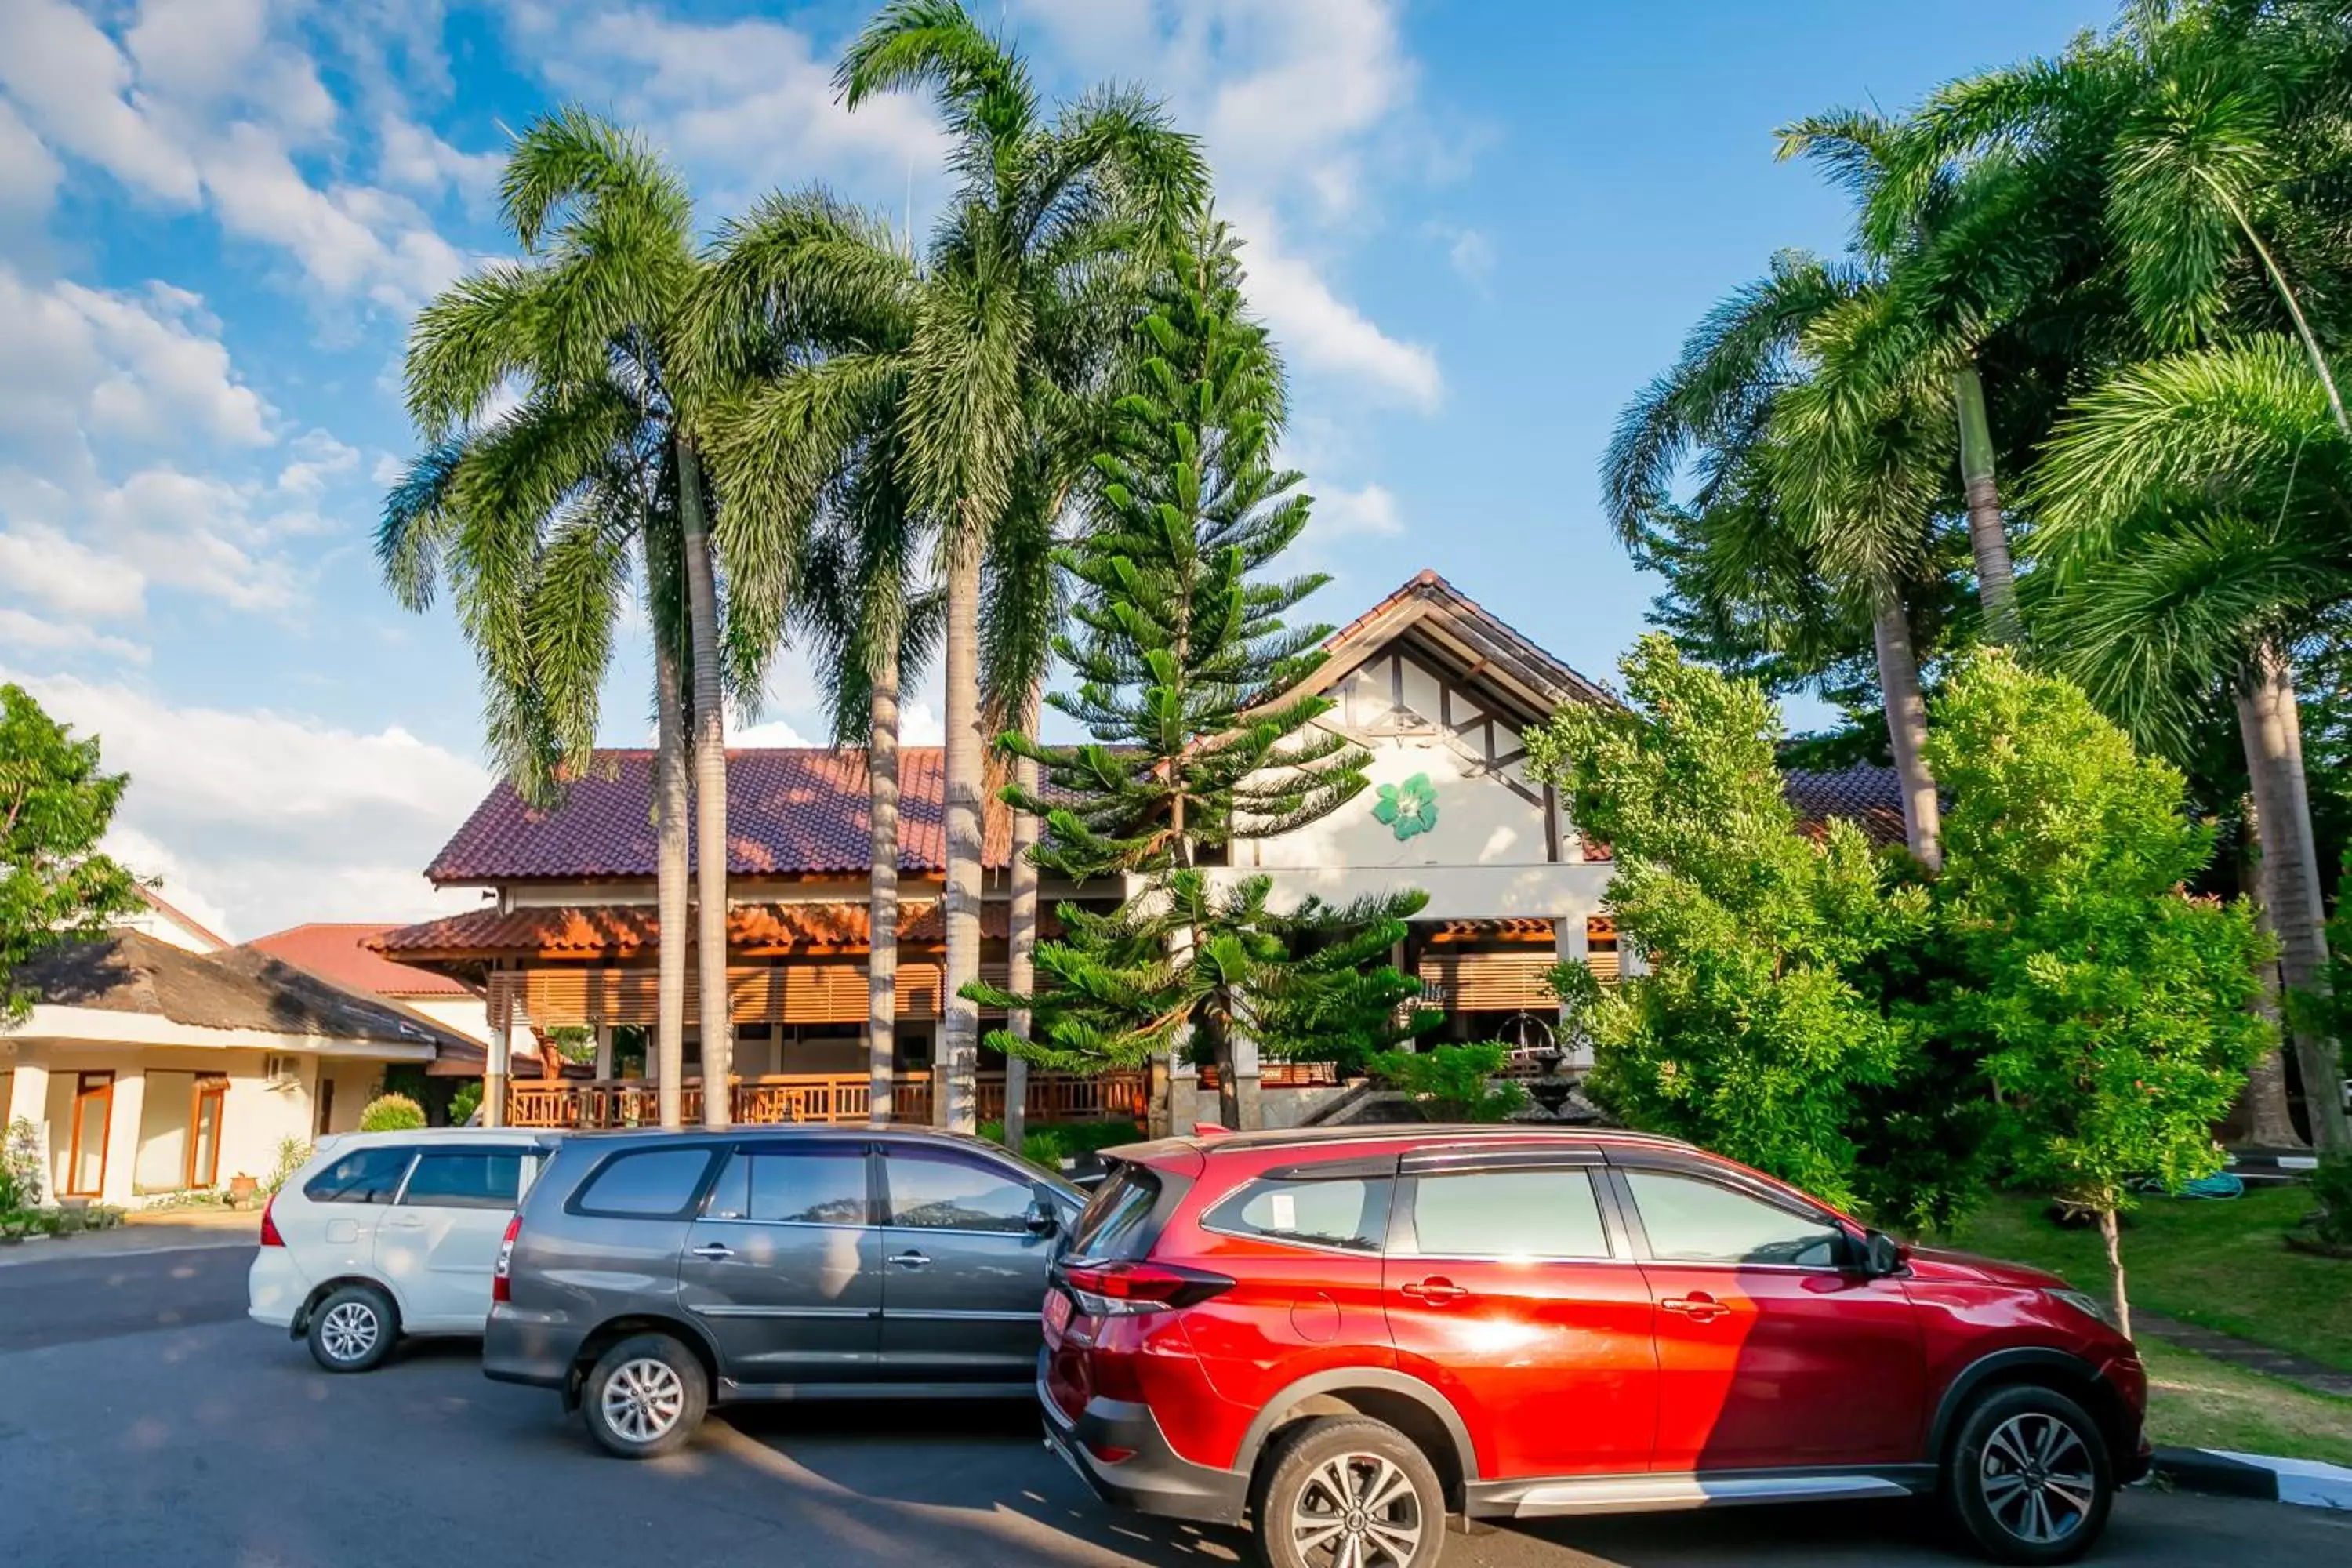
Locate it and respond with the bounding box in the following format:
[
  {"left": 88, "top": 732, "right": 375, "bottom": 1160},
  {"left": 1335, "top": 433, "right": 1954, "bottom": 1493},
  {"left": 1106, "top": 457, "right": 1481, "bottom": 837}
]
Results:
[{"left": 1371, "top": 772, "right": 1439, "bottom": 841}]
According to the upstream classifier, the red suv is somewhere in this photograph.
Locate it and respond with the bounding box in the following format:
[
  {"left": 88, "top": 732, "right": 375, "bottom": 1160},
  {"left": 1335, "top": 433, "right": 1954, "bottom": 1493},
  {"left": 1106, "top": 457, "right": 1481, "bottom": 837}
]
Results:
[{"left": 1040, "top": 1126, "right": 2146, "bottom": 1568}]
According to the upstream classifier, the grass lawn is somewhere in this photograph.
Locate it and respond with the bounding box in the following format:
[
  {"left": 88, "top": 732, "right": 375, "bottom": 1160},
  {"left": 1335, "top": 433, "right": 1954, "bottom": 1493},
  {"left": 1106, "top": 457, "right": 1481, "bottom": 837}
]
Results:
[
  {"left": 2139, "top": 1339, "right": 2352, "bottom": 1468},
  {"left": 1946, "top": 1186, "right": 2352, "bottom": 1373}
]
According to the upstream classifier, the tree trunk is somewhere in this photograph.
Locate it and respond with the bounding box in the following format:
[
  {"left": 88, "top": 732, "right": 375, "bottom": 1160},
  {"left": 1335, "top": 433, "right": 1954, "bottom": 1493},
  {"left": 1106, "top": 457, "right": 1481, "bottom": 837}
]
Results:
[
  {"left": 1003, "top": 681, "right": 1042, "bottom": 1156},
  {"left": 2097, "top": 1207, "right": 2132, "bottom": 1342},
  {"left": 1871, "top": 586, "right": 1944, "bottom": 873},
  {"left": 1953, "top": 361, "right": 2023, "bottom": 647},
  {"left": 2238, "top": 804, "right": 2307, "bottom": 1148},
  {"left": 678, "top": 441, "right": 732, "bottom": 1131},
  {"left": 866, "top": 652, "right": 902, "bottom": 1127},
  {"left": 651, "top": 537, "right": 690, "bottom": 1132},
  {"left": 938, "top": 541, "right": 984, "bottom": 1135},
  {"left": 2236, "top": 645, "right": 2349, "bottom": 1151}
]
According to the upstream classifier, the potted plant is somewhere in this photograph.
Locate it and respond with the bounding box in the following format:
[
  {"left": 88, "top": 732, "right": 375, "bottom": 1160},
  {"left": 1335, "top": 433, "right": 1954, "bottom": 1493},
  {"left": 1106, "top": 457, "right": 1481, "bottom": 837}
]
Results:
[{"left": 227, "top": 1172, "right": 260, "bottom": 1209}]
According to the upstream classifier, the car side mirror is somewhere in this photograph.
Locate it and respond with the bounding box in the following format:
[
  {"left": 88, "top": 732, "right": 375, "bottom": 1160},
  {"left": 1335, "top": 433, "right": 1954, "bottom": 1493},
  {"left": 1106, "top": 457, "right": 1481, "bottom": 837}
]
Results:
[
  {"left": 1861, "top": 1229, "right": 1906, "bottom": 1277},
  {"left": 1024, "top": 1199, "right": 1060, "bottom": 1237}
]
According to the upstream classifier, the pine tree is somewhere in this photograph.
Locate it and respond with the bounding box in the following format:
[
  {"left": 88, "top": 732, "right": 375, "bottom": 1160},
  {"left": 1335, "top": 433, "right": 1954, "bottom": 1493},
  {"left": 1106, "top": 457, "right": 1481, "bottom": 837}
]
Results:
[{"left": 970, "top": 218, "right": 1434, "bottom": 1127}]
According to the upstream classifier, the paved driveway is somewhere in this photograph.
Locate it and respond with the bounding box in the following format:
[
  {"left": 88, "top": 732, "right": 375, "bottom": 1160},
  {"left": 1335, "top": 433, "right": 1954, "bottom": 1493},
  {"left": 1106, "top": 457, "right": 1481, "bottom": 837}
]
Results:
[{"left": 2, "top": 1243, "right": 2346, "bottom": 1568}]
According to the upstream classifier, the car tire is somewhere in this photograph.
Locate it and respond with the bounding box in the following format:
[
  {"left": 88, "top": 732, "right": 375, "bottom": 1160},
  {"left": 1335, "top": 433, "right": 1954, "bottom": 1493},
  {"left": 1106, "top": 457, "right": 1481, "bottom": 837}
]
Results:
[
  {"left": 1943, "top": 1384, "right": 2114, "bottom": 1565},
  {"left": 582, "top": 1334, "right": 708, "bottom": 1460},
  {"left": 1250, "top": 1415, "right": 1446, "bottom": 1568},
  {"left": 307, "top": 1283, "right": 398, "bottom": 1374}
]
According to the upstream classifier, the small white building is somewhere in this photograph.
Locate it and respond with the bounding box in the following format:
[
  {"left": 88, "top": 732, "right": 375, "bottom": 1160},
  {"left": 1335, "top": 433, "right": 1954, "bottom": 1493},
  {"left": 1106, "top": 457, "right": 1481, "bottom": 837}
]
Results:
[{"left": 2, "top": 930, "right": 475, "bottom": 1207}]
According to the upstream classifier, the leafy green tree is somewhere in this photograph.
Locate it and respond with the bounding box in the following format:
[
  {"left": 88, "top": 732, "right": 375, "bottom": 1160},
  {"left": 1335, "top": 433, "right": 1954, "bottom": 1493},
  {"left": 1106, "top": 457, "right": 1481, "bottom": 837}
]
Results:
[
  {"left": 834, "top": 0, "right": 1207, "bottom": 1133},
  {"left": 974, "top": 217, "right": 1429, "bottom": 1127},
  {"left": 388, "top": 109, "right": 746, "bottom": 1131},
  {"left": 2, "top": 686, "right": 142, "bottom": 1027},
  {"left": 1369, "top": 1044, "right": 1530, "bottom": 1123},
  {"left": 1529, "top": 637, "right": 1968, "bottom": 1224},
  {"left": 1925, "top": 650, "right": 2271, "bottom": 1334},
  {"left": 358, "top": 1094, "right": 429, "bottom": 1134}
]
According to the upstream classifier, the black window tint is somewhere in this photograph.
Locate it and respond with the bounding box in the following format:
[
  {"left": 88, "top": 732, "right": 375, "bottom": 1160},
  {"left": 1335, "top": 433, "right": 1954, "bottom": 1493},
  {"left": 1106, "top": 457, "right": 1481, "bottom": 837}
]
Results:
[
  {"left": 1069, "top": 1164, "right": 1163, "bottom": 1262},
  {"left": 575, "top": 1149, "right": 714, "bottom": 1218},
  {"left": 1406, "top": 1168, "right": 1609, "bottom": 1258},
  {"left": 1627, "top": 1171, "right": 1845, "bottom": 1267},
  {"left": 1205, "top": 1174, "right": 1388, "bottom": 1252},
  {"left": 884, "top": 1150, "right": 1035, "bottom": 1232},
  {"left": 303, "top": 1146, "right": 414, "bottom": 1205},
  {"left": 401, "top": 1150, "right": 524, "bottom": 1210}
]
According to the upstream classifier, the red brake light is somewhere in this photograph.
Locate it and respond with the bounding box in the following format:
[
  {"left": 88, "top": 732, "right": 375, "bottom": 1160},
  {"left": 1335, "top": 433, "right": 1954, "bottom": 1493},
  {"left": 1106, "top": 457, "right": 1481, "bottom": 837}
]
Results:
[
  {"left": 492, "top": 1214, "right": 522, "bottom": 1303},
  {"left": 1060, "top": 1260, "right": 1232, "bottom": 1317},
  {"left": 258, "top": 1193, "right": 285, "bottom": 1247}
]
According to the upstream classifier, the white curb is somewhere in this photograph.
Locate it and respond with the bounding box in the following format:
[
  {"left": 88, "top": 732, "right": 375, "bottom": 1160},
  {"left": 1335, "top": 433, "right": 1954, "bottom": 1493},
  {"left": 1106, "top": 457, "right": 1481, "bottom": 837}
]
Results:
[{"left": 2209, "top": 1450, "right": 2352, "bottom": 1511}]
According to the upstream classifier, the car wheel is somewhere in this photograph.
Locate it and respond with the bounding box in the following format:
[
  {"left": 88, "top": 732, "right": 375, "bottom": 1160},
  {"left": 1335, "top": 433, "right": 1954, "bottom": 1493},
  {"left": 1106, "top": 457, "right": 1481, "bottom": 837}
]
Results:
[
  {"left": 1251, "top": 1415, "right": 1446, "bottom": 1568},
  {"left": 1944, "top": 1385, "right": 2114, "bottom": 1565},
  {"left": 307, "top": 1283, "right": 397, "bottom": 1374},
  {"left": 582, "top": 1334, "right": 707, "bottom": 1460}
]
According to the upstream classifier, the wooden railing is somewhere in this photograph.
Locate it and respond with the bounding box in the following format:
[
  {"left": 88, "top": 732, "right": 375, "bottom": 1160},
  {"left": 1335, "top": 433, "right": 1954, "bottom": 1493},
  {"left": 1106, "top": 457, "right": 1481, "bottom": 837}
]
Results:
[{"left": 506, "top": 1069, "right": 1152, "bottom": 1130}]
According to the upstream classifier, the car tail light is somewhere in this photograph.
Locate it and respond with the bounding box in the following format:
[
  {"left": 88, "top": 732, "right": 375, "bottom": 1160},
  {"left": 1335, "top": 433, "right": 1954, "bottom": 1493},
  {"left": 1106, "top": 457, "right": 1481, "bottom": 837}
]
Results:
[
  {"left": 492, "top": 1214, "right": 521, "bottom": 1304},
  {"left": 258, "top": 1194, "right": 285, "bottom": 1248},
  {"left": 1059, "top": 1260, "right": 1232, "bottom": 1317}
]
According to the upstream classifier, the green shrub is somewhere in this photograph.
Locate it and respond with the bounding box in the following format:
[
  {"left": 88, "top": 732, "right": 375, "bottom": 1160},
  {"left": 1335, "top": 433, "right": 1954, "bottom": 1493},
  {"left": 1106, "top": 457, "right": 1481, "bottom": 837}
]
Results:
[
  {"left": 358, "top": 1094, "right": 427, "bottom": 1133},
  {"left": 1368, "top": 1044, "right": 1529, "bottom": 1123},
  {"left": 4, "top": 1118, "right": 42, "bottom": 1207},
  {"left": 449, "top": 1082, "right": 483, "bottom": 1125},
  {"left": 981, "top": 1118, "right": 1145, "bottom": 1173},
  {"left": 2310, "top": 1154, "right": 2352, "bottom": 1248},
  {"left": 263, "top": 1137, "right": 312, "bottom": 1196}
]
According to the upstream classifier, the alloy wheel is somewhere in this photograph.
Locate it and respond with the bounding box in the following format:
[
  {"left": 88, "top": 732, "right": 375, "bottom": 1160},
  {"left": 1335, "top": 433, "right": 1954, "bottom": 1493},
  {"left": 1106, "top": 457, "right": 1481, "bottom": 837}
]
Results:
[
  {"left": 319, "top": 1301, "right": 379, "bottom": 1363},
  {"left": 601, "top": 1357, "right": 687, "bottom": 1446},
  {"left": 1289, "top": 1451, "right": 1425, "bottom": 1568},
  {"left": 1978, "top": 1410, "right": 2097, "bottom": 1546}
]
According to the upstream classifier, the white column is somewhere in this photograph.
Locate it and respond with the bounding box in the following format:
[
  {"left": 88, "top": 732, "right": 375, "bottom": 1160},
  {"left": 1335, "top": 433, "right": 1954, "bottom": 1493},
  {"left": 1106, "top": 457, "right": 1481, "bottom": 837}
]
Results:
[
  {"left": 1555, "top": 917, "right": 1592, "bottom": 1071},
  {"left": 103, "top": 1066, "right": 146, "bottom": 1207},
  {"left": 485, "top": 986, "right": 510, "bottom": 1129},
  {"left": 593, "top": 1025, "right": 615, "bottom": 1080},
  {"left": 2, "top": 1050, "right": 50, "bottom": 1203}
]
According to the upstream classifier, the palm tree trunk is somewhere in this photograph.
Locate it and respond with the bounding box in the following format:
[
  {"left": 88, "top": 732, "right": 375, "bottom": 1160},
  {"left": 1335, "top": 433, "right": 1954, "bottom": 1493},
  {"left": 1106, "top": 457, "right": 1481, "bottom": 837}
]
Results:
[
  {"left": 1003, "top": 681, "right": 1041, "bottom": 1157},
  {"left": 678, "top": 441, "right": 732, "bottom": 1131},
  {"left": 938, "top": 539, "right": 983, "bottom": 1135},
  {"left": 651, "top": 538, "right": 689, "bottom": 1131},
  {"left": 2239, "top": 798, "right": 2307, "bottom": 1148},
  {"left": 1871, "top": 586, "right": 1943, "bottom": 873},
  {"left": 866, "top": 652, "right": 902, "bottom": 1127},
  {"left": 2236, "top": 643, "right": 2350, "bottom": 1152},
  {"left": 1953, "top": 362, "right": 2023, "bottom": 646}
]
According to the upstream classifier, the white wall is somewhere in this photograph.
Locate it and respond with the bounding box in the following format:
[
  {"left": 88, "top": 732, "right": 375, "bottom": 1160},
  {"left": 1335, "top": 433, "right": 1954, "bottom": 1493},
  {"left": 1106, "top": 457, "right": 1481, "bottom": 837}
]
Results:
[{"left": 395, "top": 995, "right": 493, "bottom": 1045}]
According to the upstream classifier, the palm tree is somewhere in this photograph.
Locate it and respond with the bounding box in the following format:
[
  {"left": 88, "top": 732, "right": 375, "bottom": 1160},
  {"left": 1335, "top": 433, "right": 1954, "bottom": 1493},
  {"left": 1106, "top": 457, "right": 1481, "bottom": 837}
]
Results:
[
  {"left": 833, "top": 0, "right": 1207, "bottom": 1133},
  {"left": 388, "top": 108, "right": 738, "bottom": 1130},
  {"left": 2031, "top": 337, "right": 2352, "bottom": 1150},
  {"left": 1607, "top": 254, "right": 1954, "bottom": 869}
]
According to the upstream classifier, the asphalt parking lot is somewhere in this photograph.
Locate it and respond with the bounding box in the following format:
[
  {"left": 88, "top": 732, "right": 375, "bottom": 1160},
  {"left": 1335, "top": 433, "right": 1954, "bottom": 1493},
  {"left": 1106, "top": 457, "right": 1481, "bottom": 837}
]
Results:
[{"left": 2, "top": 1238, "right": 2347, "bottom": 1568}]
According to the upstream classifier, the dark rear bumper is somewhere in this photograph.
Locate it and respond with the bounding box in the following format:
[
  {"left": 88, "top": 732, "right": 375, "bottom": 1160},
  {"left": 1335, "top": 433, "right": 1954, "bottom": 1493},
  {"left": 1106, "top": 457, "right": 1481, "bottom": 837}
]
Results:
[
  {"left": 481, "top": 1307, "right": 578, "bottom": 1392},
  {"left": 1039, "top": 1368, "right": 1249, "bottom": 1525}
]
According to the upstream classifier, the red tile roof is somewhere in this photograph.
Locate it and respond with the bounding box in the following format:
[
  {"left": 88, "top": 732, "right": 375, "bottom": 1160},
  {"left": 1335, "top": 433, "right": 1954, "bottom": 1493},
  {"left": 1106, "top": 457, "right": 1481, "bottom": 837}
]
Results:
[
  {"left": 247, "top": 923, "right": 477, "bottom": 996},
  {"left": 1784, "top": 764, "right": 1908, "bottom": 848},
  {"left": 369, "top": 900, "right": 1047, "bottom": 962},
  {"left": 426, "top": 748, "right": 1013, "bottom": 885}
]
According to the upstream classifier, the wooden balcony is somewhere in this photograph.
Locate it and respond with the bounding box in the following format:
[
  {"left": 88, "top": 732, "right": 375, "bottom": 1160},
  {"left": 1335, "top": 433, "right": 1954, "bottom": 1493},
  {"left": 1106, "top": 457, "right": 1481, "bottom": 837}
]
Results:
[{"left": 505, "top": 1069, "right": 1152, "bottom": 1130}]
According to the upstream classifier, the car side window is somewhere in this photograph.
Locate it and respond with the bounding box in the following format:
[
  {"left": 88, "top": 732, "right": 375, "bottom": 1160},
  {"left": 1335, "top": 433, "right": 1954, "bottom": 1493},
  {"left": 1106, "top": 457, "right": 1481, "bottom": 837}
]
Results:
[
  {"left": 1402, "top": 1167, "right": 1610, "bottom": 1258},
  {"left": 303, "top": 1146, "right": 415, "bottom": 1205},
  {"left": 400, "top": 1150, "right": 524, "bottom": 1210},
  {"left": 704, "top": 1149, "right": 871, "bottom": 1226},
  {"left": 1204, "top": 1174, "right": 1390, "bottom": 1253},
  {"left": 882, "top": 1149, "right": 1036, "bottom": 1233},
  {"left": 574, "top": 1148, "right": 715, "bottom": 1219},
  {"left": 1625, "top": 1170, "right": 1845, "bottom": 1268}
]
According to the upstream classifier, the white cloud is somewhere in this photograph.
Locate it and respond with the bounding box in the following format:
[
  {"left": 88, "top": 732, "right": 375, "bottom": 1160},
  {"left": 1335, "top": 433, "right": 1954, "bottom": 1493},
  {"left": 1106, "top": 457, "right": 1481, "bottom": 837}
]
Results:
[
  {"left": 899, "top": 701, "right": 944, "bottom": 748},
  {"left": 8, "top": 671, "right": 493, "bottom": 935},
  {"left": 0, "top": 524, "right": 146, "bottom": 617},
  {"left": 1242, "top": 220, "right": 1442, "bottom": 408},
  {"left": 1447, "top": 227, "right": 1494, "bottom": 285},
  {"left": 0, "top": 96, "right": 63, "bottom": 218},
  {"left": 731, "top": 716, "right": 818, "bottom": 747},
  {"left": 199, "top": 122, "right": 467, "bottom": 306},
  {"left": 0, "top": 0, "right": 202, "bottom": 204},
  {"left": 0, "top": 606, "right": 148, "bottom": 663},
  {"left": 1314, "top": 481, "right": 1404, "bottom": 541},
  {"left": 376, "top": 112, "right": 503, "bottom": 202}
]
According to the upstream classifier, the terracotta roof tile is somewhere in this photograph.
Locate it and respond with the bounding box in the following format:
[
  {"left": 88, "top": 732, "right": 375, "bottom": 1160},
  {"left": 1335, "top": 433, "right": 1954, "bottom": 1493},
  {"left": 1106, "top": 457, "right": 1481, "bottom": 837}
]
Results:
[
  {"left": 426, "top": 748, "right": 1012, "bottom": 884},
  {"left": 245, "top": 923, "right": 476, "bottom": 997},
  {"left": 1784, "top": 764, "right": 1908, "bottom": 847}
]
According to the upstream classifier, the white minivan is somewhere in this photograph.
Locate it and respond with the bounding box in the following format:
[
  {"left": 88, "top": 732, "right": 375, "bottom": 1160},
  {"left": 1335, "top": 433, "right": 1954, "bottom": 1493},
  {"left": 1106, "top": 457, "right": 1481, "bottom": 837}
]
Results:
[{"left": 249, "top": 1129, "right": 559, "bottom": 1372}]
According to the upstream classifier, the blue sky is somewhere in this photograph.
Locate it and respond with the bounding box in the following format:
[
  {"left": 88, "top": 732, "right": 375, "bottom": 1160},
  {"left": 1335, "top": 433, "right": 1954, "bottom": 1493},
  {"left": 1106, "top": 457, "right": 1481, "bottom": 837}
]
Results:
[{"left": 0, "top": 0, "right": 2113, "bottom": 938}]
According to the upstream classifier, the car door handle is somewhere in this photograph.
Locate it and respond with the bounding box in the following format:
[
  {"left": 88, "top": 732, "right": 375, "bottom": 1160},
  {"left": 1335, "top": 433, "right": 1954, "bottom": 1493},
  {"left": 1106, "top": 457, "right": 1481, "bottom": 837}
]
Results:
[
  {"left": 1661, "top": 1293, "right": 1730, "bottom": 1323},
  {"left": 689, "top": 1243, "right": 734, "bottom": 1261},
  {"left": 887, "top": 1250, "right": 932, "bottom": 1269},
  {"left": 1399, "top": 1276, "right": 1468, "bottom": 1305},
  {"left": 386, "top": 1214, "right": 425, "bottom": 1230}
]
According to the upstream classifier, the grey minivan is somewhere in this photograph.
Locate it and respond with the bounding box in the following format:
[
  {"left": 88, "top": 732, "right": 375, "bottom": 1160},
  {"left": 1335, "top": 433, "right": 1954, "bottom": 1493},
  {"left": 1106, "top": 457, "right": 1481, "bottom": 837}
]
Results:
[{"left": 483, "top": 1126, "right": 1084, "bottom": 1456}]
